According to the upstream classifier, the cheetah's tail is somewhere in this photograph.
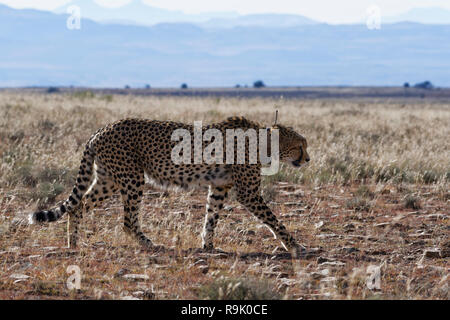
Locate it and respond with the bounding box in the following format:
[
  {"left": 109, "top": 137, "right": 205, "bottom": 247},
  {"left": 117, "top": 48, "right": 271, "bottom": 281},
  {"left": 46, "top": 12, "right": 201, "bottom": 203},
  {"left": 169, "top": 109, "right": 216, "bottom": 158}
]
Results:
[{"left": 28, "top": 145, "right": 95, "bottom": 224}]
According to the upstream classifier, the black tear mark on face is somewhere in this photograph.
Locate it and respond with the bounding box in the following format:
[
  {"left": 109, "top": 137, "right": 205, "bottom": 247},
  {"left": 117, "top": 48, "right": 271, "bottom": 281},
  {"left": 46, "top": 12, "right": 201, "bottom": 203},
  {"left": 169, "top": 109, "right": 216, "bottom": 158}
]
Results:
[
  {"left": 291, "top": 147, "right": 303, "bottom": 167},
  {"left": 292, "top": 159, "right": 301, "bottom": 167}
]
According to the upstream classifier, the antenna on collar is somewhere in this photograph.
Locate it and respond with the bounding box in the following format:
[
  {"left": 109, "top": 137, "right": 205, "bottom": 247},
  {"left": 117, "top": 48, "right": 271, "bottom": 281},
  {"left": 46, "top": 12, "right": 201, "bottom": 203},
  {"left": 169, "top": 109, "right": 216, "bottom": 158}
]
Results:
[{"left": 274, "top": 110, "right": 278, "bottom": 126}]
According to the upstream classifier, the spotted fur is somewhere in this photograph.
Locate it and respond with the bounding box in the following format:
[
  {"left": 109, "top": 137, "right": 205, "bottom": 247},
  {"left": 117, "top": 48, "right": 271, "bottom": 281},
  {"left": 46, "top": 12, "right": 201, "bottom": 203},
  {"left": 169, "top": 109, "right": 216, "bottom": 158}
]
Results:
[{"left": 29, "top": 117, "right": 310, "bottom": 257}]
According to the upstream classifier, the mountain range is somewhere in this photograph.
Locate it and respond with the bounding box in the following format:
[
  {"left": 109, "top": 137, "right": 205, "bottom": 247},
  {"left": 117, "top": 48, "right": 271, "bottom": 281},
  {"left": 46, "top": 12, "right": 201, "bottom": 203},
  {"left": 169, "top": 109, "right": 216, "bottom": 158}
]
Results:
[
  {"left": 53, "top": 0, "right": 318, "bottom": 27},
  {"left": 384, "top": 7, "right": 450, "bottom": 25},
  {"left": 53, "top": 0, "right": 240, "bottom": 26},
  {"left": 54, "top": 1, "right": 450, "bottom": 27},
  {"left": 1, "top": 3, "right": 450, "bottom": 87}
]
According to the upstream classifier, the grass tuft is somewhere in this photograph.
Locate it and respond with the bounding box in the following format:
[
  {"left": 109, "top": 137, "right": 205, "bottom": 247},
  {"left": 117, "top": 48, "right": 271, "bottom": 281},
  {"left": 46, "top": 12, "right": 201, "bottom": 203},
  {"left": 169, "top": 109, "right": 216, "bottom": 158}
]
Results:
[
  {"left": 404, "top": 194, "right": 421, "bottom": 210},
  {"left": 197, "top": 277, "right": 281, "bottom": 300}
]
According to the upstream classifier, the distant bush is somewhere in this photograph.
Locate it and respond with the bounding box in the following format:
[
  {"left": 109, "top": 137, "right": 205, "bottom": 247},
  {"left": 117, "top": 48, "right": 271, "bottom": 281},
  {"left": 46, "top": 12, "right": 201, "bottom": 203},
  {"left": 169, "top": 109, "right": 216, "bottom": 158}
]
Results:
[
  {"left": 124, "top": 85, "right": 131, "bottom": 89},
  {"left": 145, "top": 84, "right": 151, "bottom": 89},
  {"left": 403, "top": 82, "right": 410, "bottom": 88},
  {"left": 47, "top": 87, "right": 60, "bottom": 93},
  {"left": 414, "top": 81, "right": 433, "bottom": 89},
  {"left": 101, "top": 94, "right": 113, "bottom": 102},
  {"left": 235, "top": 84, "right": 241, "bottom": 88},
  {"left": 253, "top": 80, "right": 265, "bottom": 88},
  {"left": 71, "top": 90, "right": 95, "bottom": 100},
  {"left": 181, "top": 83, "right": 188, "bottom": 89}
]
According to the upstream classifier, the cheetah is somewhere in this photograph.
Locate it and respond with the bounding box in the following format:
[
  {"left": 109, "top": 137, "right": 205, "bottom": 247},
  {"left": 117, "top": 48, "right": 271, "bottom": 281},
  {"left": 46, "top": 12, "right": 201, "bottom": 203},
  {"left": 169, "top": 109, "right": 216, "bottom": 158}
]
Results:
[{"left": 29, "top": 116, "right": 310, "bottom": 258}]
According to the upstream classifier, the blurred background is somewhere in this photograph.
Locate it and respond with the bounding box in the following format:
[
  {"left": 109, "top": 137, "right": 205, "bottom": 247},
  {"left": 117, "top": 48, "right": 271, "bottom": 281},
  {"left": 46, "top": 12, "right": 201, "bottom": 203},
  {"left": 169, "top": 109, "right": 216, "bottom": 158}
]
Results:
[{"left": 0, "top": 0, "right": 449, "bottom": 88}]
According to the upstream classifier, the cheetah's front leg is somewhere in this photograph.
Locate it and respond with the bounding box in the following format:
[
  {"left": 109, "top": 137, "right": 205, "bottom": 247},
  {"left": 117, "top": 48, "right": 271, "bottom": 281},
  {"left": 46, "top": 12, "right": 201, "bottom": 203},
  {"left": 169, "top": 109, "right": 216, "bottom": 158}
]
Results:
[
  {"left": 232, "top": 165, "right": 303, "bottom": 258},
  {"left": 117, "top": 168, "right": 155, "bottom": 249},
  {"left": 201, "top": 186, "right": 229, "bottom": 250},
  {"left": 239, "top": 194, "right": 303, "bottom": 258}
]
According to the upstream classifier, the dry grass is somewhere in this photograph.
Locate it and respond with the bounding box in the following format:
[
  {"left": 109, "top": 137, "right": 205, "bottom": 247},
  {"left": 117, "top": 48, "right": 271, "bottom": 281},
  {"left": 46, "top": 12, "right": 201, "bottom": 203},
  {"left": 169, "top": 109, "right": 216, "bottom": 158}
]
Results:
[{"left": 0, "top": 90, "right": 448, "bottom": 300}]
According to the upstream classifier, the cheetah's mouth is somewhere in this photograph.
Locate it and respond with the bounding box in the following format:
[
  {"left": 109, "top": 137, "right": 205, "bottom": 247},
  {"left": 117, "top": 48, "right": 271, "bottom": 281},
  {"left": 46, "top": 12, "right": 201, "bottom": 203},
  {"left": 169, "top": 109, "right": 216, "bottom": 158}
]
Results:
[{"left": 291, "top": 159, "right": 301, "bottom": 167}]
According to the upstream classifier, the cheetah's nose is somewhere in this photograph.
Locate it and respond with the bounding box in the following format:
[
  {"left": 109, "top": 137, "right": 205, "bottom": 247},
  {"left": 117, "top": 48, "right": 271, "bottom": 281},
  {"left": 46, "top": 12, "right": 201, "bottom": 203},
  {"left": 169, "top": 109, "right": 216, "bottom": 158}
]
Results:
[{"left": 306, "top": 157, "right": 310, "bottom": 162}]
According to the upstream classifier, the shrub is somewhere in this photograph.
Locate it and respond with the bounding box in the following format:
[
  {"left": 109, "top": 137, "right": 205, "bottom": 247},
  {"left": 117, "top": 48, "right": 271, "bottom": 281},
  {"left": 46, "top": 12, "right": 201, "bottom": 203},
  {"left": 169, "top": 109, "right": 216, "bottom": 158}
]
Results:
[
  {"left": 181, "top": 83, "right": 188, "bottom": 89},
  {"left": 8, "top": 162, "right": 38, "bottom": 187},
  {"left": 253, "top": 80, "right": 265, "bottom": 88},
  {"left": 197, "top": 277, "right": 280, "bottom": 300},
  {"left": 346, "top": 197, "right": 371, "bottom": 212},
  {"left": 46, "top": 87, "right": 60, "bottom": 93},
  {"left": 262, "top": 165, "right": 301, "bottom": 184},
  {"left": 422, "top": 170, "right": 439, "bottom": 184},
  {"left": 404, "top": 195, "right": 421, "bottom": 210},
  {"left": 35, "top": 182, "right": 65, "bottom": 203},
  {"left": 37, "top": 167, "right": 77, "bottom": 186},
  {"left": 38, "top": 119, "right": 57, "bottom": 131},
  {"left": 32, "top": 281, "right": 62, "bottom": 296},
  {"left": 414, "top": 81, "right": 433, "bottom": 90},
  {"left": 355, "top": 185, "right": 375, "bottom": 199},
  {"left": 262, "top": 184, "right": 278, "bottom": 203}
]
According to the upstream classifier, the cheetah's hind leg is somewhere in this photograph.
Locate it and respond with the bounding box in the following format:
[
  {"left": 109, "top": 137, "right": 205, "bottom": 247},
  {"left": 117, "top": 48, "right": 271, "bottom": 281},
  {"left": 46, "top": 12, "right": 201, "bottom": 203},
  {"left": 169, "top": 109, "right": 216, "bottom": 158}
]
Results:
[
  {"left": 67, "top": 164, "right": 118, "bottom": 248},
  {"left": 118, "top": 169, "right": 165, "bottom": 252},
  {"left": 201, "top": 185, "right": 229, "bottom": 251}
]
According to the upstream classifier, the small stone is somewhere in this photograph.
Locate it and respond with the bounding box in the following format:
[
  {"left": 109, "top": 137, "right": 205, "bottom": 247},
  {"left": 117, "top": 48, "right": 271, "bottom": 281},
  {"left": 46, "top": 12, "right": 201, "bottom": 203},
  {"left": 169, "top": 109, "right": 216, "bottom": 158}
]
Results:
[
  {"left": 120, "top": 295, "right": 140, "bottom": 300},
  {"left": 42, "top": 246, "right": 59, "bottom": 251},
  {"left": 114, "top": 268, "right": 129, "bottom": 278},
  {"left": 317, "top": 256, "right": 330, "bottom": 264},
  {"left": 123, "top": 274, "right": 150, "bottom": 281},
  {"left": 199, "top": 266, "right": 209, "bottom": 274},
  {"left": 172, "top": 211, "right": 185, "bottom": 217},
  {"left": 323, "top": 261, "right": 345, "bottom": 267},
  {"left": 320, "top": 276, "right": 337, "bottom": 283},
  {"left": 374, "top": 222, "right": 390, "bottom": 228},
  {"left": 142, "top": 290, "right": 156, "bottom": 300},
  {"left": 284, "top": 201, "right": 301, "bottom": 206},
  {"left": 423, "top": 249, "right": 441, "bottom": 259},
  {"left": 425, "top": 214, "right": 445, "bottom": 221},
  {"left": 311, "top": 272, "right": 325, "bottom": 280},
  {"left": 311, "top": 269, "right": 330, "bottom": 280},
  {"left": 317, "top": 233, "right": 339, "bottom": 239},
  {"left": 10, "top": 273, "right": 30, "bottom": 280},
  {"left": 344, "top": 223, "right": 356, "bottom": 232},
  {"left": 133, "top": 291, "right": 144, "bottom": 297},
  {"left": 193, "top": 259, "right": 207, "bottom": 266},
  {"left": 315, "top": 221, "right": 324, "bottom": 229},
  {"left": 341, "top": 247, "right": 359, "bottom": 254}
]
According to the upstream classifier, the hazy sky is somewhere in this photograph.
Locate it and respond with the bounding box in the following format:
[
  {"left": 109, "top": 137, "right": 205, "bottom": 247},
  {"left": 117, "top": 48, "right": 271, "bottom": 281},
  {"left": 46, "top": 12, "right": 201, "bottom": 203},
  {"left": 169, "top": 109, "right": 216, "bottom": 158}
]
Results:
[{"left": 1, "top": 0, "right": 450, "bottom": 23}]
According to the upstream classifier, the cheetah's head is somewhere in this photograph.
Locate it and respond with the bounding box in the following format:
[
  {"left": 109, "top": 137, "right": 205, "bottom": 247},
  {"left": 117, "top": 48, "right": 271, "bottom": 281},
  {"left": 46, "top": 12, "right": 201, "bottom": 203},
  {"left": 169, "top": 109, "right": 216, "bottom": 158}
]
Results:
[{"left": 272, "top": 124, "right": 310, "bottom": 168}]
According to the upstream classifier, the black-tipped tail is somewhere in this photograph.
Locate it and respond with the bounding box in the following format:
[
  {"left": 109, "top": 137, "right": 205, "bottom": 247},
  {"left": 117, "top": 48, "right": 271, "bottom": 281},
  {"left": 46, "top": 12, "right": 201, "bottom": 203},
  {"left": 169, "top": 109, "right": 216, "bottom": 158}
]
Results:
[
  {"left": 29, "top": 205, "right": 67, "bottom": 224},
  {"left": 28, "top": 143, "right": 96, "bottom": 225}
]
